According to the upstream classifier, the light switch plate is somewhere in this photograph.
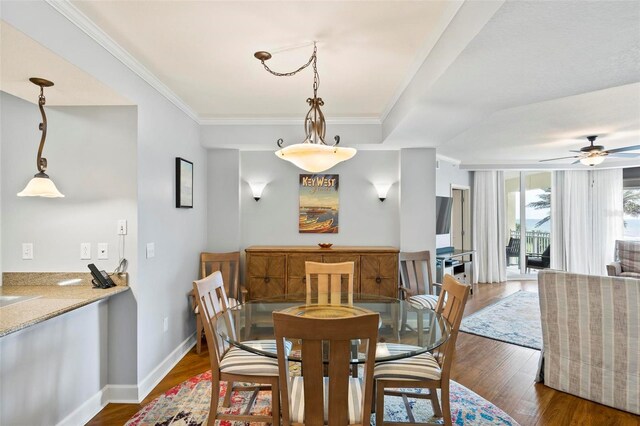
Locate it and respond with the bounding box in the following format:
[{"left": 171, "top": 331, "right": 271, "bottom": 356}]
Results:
[
  {"left": 22, "top": 243, "right": 33, "bottom": 260},
  {"left": 117, "top": 220, "right": 127, "bottom": 235},
  {"left": 97, "top": 243, "right": 108, "bottom": 260},
  {"left": 146, "top": 242, "right": 155, "bottom": 259},
  {"left": 81, "top": 243, "right": 91, "bottom": 260}
]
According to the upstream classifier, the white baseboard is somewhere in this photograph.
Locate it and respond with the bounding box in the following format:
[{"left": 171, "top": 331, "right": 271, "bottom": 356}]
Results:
[
  {"left": 56, "top": 386, "right": 108, "bottom": 426},
  {"left": 137, "top": 333, "right": 196, "bottom": 402},
  {"left": 55, "top": 333, "right": 196, "bottom": 426}
]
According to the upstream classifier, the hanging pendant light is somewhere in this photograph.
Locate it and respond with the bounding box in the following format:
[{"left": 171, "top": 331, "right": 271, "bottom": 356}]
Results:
[
  {"left": 17, "top": 78, "right": 64, "bottom": 198},
  {"left": 254, "top": 42, "right": 356, "bottom": 173}
]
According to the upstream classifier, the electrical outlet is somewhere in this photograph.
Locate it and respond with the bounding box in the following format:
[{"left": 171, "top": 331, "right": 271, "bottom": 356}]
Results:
[
  {"left": 163, "top": 317, "right": 169, "bottom": 332},
  {"left": 80, "top": 243, "right": 91, "bottom": 260},
  {"left": 22, "top": 243, "right": 33, "bottom": 260},
  {"left": 117, "top": 220, "right": 127, "bottom": 235},
  {"left": 146, "top": 243, "right": 155, "bottom": 259},
  {"left": 97, "top": 243, "right": 108, "bottom": 260}
]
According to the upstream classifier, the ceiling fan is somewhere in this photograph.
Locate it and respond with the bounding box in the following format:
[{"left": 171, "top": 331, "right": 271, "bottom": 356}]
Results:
[{"left": 539, "top": 135, "right": 640, "bottom": 166}]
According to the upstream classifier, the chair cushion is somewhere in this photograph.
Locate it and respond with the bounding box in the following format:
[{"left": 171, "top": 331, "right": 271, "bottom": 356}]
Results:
[
  {"left": 289, "top": 377, "right": 363, "bottom": 424},
  {"left": 374, "top": 351, "right": 441, "bottom": 381},
  {"left": 219, "top": 344, "right": 280, "bottom": 376},
  {"left": 194, "top": 297, "right": 238, "bottom": 314},
  {"left": 408, "top": 294, "right": 439, "bottom": 310},
  {"left": 617, "top": 240, "right": 640, "bottom": 273},
  {"left": 376, "top": 343, "right": 423, "bottom": 358}
]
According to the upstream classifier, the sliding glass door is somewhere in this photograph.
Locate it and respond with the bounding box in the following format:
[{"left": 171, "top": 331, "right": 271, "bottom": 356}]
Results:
[{"left": 505, "top": 171, "right": 552, "bottom": 277}]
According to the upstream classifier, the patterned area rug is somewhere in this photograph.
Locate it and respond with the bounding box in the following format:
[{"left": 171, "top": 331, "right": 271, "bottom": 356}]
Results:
[
  {"left": 126, "top": 370, "right": 518, "bottom": 425},
  {"left": 460, "top": 290, "right": 542, "bottom": 350}
]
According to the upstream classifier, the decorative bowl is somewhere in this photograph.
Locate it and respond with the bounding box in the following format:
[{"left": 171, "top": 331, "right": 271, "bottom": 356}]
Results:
[{"left": 318, "top": 243, "right": 333, "bottom": 249}]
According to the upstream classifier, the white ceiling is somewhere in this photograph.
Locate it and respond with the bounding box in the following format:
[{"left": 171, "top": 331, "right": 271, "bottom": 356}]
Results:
[
  {"left": 10, "top": 1, "right": 640, "bottom": 167},
  {"left": 71, "top": 0, "right": 459, "bottom": 120},
  {"left": 0, "top": 21, "right": 131, "bottom": 106}
]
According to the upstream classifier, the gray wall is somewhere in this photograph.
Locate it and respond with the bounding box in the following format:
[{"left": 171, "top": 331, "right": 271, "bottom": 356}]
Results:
[
  {"left": 2, "top": 2, "right": 208, "bottom": 423},
  {"left": 1, "top": 94, "right": 138, "bottom": 272},
  {"left": 239, "top": 150, "right": 400, "bottom": 247},
  {"left": 0, "top": 93, "right": 139, "bottom": 425},
  {"left": 207, "top": 149, "right": 241, "bottom": 251}
]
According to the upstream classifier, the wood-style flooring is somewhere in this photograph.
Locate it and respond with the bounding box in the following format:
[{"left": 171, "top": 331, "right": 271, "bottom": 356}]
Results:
[{"left": 88, "top": 281, "right": 639, "bottom": 425}]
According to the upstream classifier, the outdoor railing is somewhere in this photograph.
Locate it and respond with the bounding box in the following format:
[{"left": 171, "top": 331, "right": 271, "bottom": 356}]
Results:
[{"left": 510, "top": 229, "right": 550, "bottom": 255}]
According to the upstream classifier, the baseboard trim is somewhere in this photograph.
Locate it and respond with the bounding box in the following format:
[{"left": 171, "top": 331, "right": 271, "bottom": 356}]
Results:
[
  {"left": 55, "top": 333, "right": 196, "bottom": 425},
  {"left": 56, "top": 386, "right": 108, "bottom": 426},
  {"left": 137, "top": 333, "right": 197, "bottom": 402}
]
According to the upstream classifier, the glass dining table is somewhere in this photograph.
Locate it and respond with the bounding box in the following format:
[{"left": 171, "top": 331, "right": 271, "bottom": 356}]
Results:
[{"left": 215, "top": 293, "right": 451, "bottom": 363}]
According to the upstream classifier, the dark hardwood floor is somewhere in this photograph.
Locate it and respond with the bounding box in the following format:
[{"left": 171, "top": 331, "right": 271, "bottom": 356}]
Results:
[{"left": 88, "top": 281, "right": 639, "bottom": 425}]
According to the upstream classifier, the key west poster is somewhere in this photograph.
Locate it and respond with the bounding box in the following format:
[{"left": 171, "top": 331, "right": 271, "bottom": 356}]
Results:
[{"left": 299, "top": 174, "right": 339, "bottom": 233}]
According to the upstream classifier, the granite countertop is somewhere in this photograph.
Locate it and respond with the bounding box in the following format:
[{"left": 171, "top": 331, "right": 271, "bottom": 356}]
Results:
[{"left": 0, "top": 272, "right": 129, "bottom": 338}]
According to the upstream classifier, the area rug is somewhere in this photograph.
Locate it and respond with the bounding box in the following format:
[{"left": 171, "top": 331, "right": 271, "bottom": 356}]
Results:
[
  {"left": 126, "top": 370, "right": 518, "bottom": 425},
  {"left": 460, "top": 290, "right": 542, "bottom": 350}
]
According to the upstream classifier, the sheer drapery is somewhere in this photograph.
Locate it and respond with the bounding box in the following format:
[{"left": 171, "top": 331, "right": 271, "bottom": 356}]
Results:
[
  {"left": 473, "top": 171, "right": 506, "bottom": 283},
  {"left": 551, "top": 169, "right": 623, "bottom": 275}
]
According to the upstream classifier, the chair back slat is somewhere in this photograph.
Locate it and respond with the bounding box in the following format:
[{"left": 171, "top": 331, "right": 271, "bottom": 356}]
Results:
[
  {"left": 305, "top": 261, "right": 354, "bottom": 306},
  {"left": 432, "top": 274, "right": 470, "bottom": 380},
  {"left": 200, "top": 251, "right": 241, "bottom": 301},
  {"left": 273, "top": 312, "right": 379, "bottom": 426},
  {"left": 399, "top": 251, "right": 434, "bottom": 296},
  {"left": 193, "top": 271, "right": 236, "bottom": 370}
]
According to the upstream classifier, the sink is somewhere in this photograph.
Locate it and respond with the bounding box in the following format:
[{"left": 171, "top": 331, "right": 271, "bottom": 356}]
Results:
[{"left": 0, "top": 295, "right": 38, "bottom": 308}]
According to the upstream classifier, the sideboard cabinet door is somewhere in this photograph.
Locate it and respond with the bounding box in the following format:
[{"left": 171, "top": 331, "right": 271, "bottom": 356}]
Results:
[
  {"left": 246, "top": 254, "right": 286, "bottom": 300},
  {"left": 360, "top": 254, "right": 398, "bottom": 297}
]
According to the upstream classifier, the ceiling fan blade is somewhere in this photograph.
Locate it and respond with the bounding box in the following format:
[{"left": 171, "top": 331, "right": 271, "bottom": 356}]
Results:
[
  {"left": 572, "top": 159, "right": 582, "bottom": 164},
  {"left": 539, "top": 155, "right": 580, "bottom": 162},
  {"left": 569, "top": 150, "right": 583, "bottom": 153},
  {"left": 607, "top": 152, "right": 640, "bottom": 158},
  {"left": 605, "top": 145, "right": 640, "bottom": 154}
]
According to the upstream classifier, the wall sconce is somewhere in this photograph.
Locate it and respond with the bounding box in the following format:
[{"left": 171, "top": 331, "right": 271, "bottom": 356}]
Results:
[
  {"left": 17, "top": 78, "right": 65, "bottom": 198},
  {"left": 249, "top": 182, "right": 267, "bottom": 201},
  {"left": 374, "top": 183, "right": 392, "bottom": 202}
]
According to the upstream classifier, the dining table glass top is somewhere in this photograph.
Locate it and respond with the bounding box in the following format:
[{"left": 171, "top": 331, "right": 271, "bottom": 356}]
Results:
[{"left": 215, "top": 293, "right": 451, "bottom": 363}]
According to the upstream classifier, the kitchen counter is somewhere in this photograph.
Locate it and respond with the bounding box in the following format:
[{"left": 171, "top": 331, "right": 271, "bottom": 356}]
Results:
[{"left": 0, "top": 272, "right": 129, "bottom": 337}]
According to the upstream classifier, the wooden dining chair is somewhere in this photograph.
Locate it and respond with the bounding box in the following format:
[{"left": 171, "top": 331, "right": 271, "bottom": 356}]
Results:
[
  {"left": 193, "top": 251, "right": 244, "bottom": 354},
  {"left": 374, "top": 275, "right": 470, "bottom": 426},
  {"left": 398, "top": 250, "right": 440, "bottom": 309},
  {"left": 305, "top": 261, "right": 354, "bottom": 306},
  {"left": 273, "top": 310, "right": 379, "bottom": 426},
  {"left": 193, "top": 271, "right": 280, "bottom": 425}
]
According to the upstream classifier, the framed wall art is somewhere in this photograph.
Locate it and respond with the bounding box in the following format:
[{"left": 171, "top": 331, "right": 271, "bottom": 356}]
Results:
[
  {"left": 176, "top": 157, "right": 193, "bottom": 208},
  {"left": 299, "top": 174, "right": 339, "bottom": 233}
]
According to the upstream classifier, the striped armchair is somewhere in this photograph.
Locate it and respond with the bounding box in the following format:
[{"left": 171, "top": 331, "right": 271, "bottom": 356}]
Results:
[
  {"left": 607, "top": 240, "right": 640, "bottom": 278},
  {"left": 537, "top": 270, "right": 640, "bottom": 415}
]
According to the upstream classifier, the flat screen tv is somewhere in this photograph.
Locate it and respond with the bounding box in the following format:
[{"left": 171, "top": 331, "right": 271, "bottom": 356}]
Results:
[{"left": 435, "top": 196, "right": 453, "bottom": 235}]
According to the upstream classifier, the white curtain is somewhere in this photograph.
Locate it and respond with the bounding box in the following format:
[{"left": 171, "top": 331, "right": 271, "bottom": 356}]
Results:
[
  {"left": 473, "top": 171, "right": 506, "bottom": 283},
  {"left": 591, "top": 169, "right": 624, "bottom": 274},
  {"left": 551, "top": 169, "right": 623, "bottom": 275}
]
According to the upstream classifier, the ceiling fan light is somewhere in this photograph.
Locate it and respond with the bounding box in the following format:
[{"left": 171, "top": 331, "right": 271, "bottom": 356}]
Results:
[
  {"left": 579, "top": 155, "right": 605, "bottom": 166},
  {"left": 275, "top": 143, "right": 357, "bottom": 173},
  {"left": 17, "top": 173, "right": 65, "bottom": 198}
]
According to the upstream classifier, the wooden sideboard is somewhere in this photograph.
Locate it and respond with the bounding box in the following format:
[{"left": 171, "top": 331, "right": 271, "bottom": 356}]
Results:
[{"left": 244, "top": 246, "right": 399, "bottom": 301}]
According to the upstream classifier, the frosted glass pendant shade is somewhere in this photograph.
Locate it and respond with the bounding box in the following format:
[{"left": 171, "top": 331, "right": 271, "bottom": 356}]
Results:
[
  {"left": 275, "top": 143, "right": 357, "bottom": 173},
  {"left": 17, "top": 174, "right": 65, "bottom": 198},
  {"left": 579, "top": 155, "right": 605, "bottom": 166}
]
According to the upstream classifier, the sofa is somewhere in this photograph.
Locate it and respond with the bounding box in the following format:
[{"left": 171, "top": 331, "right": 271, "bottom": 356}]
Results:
[
  {"left": 537, "top": 270, "right": 639, "bottom": 415},
  {"left": 607, "top": 240, "right": 640, "bottom": 278}
]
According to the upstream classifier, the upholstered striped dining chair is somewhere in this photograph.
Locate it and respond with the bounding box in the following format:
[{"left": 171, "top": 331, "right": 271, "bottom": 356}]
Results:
[
  {"left": 273, "top": 310, "right": 379, "bottom": 426},
  {"left": 375, "top": 275, "right": 470, "bottom": 426},
  {"left": 193, "top": 271, "right": 289, "bottom": 425}
]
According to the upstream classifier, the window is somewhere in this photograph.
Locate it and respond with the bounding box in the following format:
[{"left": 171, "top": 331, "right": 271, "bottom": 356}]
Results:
[{"left": 623, "top": 168, "right": 640, "bottom": 240}]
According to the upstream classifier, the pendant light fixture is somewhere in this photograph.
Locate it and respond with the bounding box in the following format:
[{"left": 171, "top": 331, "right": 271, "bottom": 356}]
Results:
[
  {"left": 254, "top": 42, "right": 356, "bottom": 173},
  {"left": 17, "top": 78, "right": 64, "bottom": 198}
]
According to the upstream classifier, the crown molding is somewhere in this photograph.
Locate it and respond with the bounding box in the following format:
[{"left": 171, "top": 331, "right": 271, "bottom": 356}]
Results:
[
  {"left": 45, "top": 0, "right": 200, "bottom": 123},
  {"left": 436, "top": 153, "right": 462, "bottom": 165},
  {"left": 199, "top": 117, "right": 382, "bottom": 126}
]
